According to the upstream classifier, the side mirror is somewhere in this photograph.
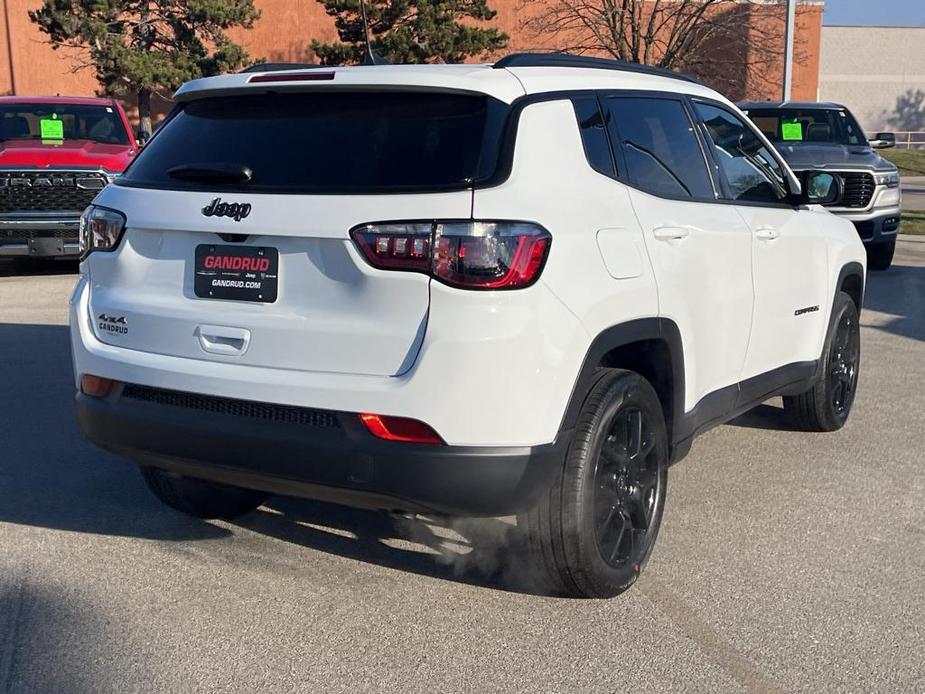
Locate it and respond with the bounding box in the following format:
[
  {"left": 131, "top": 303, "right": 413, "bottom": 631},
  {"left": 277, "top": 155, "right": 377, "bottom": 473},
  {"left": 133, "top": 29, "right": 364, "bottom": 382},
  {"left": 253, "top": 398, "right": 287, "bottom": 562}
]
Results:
[
  {"left": 135, "top": 129, "right": 151, "bottom": 147},
  {"left": 796, "top": 170, "right": 843, "bottom": 206},
  {"left": 870, "top": 132, "right": 896, "bottom": 149}
]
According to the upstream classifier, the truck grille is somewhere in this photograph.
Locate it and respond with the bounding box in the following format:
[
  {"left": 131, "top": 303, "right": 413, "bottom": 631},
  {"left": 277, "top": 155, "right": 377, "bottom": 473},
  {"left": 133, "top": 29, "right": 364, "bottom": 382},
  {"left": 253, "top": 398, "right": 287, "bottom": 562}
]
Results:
[
  {"left": 0, "top": 171, "right": 107, "bottom": 213},
  {"left": 0, "top": 229, "right": 75, "bottom": 243},
  {"left": 121, "top": 384, "right": 342, "bottom": 429},
  {"left": 838, "top": 172, "right": 875, "bottom": 209}
]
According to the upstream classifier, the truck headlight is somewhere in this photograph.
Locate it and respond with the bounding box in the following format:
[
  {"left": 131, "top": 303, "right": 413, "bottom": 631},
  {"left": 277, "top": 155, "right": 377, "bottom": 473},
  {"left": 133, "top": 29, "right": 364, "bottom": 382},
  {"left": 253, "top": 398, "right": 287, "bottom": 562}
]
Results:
[
  {"left": 79, "top": 205, "right": 126, "bottom": 256},
  {"left": 874, "top": 172, "right": 899, "bottom": 188}
]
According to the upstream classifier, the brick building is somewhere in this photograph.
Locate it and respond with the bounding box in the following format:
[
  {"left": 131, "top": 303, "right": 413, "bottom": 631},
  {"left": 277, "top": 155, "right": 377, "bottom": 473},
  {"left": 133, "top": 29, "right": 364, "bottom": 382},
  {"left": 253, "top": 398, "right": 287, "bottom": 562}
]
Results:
[{"left": 0, "top": 0, "right": 823, "bottom": 125}]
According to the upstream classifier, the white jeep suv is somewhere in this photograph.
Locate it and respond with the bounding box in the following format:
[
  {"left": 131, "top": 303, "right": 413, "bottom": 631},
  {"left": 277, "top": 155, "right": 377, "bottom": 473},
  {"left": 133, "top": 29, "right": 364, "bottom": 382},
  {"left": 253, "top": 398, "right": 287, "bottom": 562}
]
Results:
[{"left": 71, "top": 54, "right": 866, "bottom": 598}]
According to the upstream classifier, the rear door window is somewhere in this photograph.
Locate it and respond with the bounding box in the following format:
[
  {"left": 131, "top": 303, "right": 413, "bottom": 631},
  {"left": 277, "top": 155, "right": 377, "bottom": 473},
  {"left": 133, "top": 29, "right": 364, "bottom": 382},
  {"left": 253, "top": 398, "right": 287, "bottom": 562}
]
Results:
[
  {"left": 604, "top": 96, "right": 715, "bottom": 200},
  {"left": 572, "top": 97, "right": 616, "bottom": 179},
  {"left": 121, "top": 92, "right": 509, "bottom": 194}
]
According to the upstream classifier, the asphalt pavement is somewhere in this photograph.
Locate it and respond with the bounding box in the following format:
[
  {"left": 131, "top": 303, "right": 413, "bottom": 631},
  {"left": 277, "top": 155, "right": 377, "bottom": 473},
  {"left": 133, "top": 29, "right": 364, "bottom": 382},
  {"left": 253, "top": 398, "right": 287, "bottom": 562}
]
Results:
[{"left": 1, "top": 244, "right": 923, "bottom": 693}]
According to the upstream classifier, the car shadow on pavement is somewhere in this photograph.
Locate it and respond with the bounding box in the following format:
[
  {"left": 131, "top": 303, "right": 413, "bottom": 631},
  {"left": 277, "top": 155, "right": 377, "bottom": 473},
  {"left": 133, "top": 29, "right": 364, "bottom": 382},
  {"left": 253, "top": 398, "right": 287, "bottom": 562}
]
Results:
[
  {"left": 0, "top": 322, "right": 229, "bottom": 543},
  {"left": 236, "top": 498, "right": 553, "bottom": 596},
  {"left": 862, "top": 262, "right": 925, "bottom": 342},
  {"left": 0, "top": 579, "right": 146, "bottom": 694},
  {"left": 0, "top": 321, "right": 546, "bottom": 591},
  {"left": 726, "top": 402, "right": 792, "bottom": 431},
  {"left": 0, "top": 258, "right": 80, "bottom": 278}
]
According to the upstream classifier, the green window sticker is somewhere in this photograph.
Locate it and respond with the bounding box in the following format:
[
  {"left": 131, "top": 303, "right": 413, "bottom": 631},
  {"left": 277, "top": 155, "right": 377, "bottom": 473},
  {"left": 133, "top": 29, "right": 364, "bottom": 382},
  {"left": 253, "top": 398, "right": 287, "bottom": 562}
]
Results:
[
  {"left": 40, "top": 117, "right": 64, "bottom": 140},
  {"left": 781, "top": 120, "right": 803, "bottom": 141}
]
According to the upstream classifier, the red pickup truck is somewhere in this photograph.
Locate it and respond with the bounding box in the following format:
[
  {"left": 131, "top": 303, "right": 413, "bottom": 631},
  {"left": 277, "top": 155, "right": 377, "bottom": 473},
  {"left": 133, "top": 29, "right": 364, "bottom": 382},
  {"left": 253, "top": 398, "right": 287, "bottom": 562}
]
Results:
[{"left": 0, "top": 96, "right": 137, "bottom": 259}]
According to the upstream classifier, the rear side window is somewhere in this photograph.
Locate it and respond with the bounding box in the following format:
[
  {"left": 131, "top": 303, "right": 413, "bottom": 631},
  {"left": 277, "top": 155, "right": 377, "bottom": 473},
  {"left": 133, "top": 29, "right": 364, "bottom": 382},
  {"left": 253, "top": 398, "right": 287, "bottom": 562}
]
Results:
[
  {"left": 605, "top": 97, "right": 714, "bottom": 200},
  {"left": 694, "top": 103, "right": 788, "bottom": 204},
  {"left": 121, "top": 92, "right": 509, "bottom": 194},
  {"left": 572, "top": 97, "right": 616, "bottom": 178}
]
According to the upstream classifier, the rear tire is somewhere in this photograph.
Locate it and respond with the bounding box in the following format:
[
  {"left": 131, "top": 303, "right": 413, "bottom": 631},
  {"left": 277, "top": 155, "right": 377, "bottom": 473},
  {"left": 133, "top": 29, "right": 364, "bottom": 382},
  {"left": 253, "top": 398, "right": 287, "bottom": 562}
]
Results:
[
  {"left": 521, "top": 370, "right": 668, "bottom": 598},
  {"left": 866, "top": 239, "right": 895, "bottom": 271},
  {"left": 783, "top": 292, "right": 860, "bottom": 432},
  {"left": 140, "top": 467, "right": 268, "bottom": 520}
]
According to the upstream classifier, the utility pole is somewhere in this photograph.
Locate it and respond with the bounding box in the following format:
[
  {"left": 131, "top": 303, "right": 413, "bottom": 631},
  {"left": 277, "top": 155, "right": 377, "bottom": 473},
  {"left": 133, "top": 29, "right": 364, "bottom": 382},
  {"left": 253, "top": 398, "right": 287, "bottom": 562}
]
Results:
[
  {"left": 359, "top": 0, "right": 376, "bottom": 65},
  {"left": 782, "top": 0, "right": 796, "bottom": 102},
  {"left": 2, "top": 0, "right": 16, "bottom": 94}
]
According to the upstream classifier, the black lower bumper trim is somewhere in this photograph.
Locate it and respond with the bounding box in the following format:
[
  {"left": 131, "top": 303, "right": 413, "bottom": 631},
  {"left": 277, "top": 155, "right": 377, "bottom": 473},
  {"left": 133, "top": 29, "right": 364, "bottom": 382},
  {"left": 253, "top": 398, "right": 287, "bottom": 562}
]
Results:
[
  {"left": 76, "top": 389, "right": 569, "bottom": 517},
  {"left": 854, "top": 213, "right": 900, "bottom": 244}
]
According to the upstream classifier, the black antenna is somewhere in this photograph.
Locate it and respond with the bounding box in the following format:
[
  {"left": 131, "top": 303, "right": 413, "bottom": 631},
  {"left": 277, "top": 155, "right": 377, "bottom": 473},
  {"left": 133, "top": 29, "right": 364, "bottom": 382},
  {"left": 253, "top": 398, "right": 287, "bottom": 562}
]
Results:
[{"left": 358, "top": 0, "right": 382, "bottom": 65}]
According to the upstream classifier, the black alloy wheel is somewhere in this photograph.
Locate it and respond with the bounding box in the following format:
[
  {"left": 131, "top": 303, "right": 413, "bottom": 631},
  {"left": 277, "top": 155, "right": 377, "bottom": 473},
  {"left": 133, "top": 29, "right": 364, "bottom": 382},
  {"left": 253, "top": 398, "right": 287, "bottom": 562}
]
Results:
[
  {"left": 828, "top": 308, "right": 859, "bottom": 418},
  {"left": 593, "top": 407, "right": 662, "bottom": 570},
  {"left": 521, "top": 369, "right": 668, "bottom": 598}
]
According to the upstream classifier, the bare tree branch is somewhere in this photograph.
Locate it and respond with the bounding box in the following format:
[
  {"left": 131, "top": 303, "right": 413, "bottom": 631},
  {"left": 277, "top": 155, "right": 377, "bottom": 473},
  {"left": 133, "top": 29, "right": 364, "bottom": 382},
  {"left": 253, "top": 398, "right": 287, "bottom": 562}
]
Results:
[{"left": 519, "top": 0, "right": 803, "bottom": 99}]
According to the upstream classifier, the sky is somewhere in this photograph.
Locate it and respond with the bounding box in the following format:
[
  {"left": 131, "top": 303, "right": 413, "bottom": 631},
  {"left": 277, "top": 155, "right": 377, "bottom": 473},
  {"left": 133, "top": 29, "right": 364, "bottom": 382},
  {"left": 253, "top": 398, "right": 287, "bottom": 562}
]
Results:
[{"left": 822, "top": 0, "right": 925, "bottom": 27}]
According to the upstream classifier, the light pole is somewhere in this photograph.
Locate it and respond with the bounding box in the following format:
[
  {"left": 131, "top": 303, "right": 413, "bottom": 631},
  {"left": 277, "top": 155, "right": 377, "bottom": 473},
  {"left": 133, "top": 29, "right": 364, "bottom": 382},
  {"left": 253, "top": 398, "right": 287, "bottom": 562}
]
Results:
[
  {"left": 2, "top": 0, "right": 16, "bottom": 94},
  {"left": 782, "top": 0, "right": 796, "bottom": 102}
]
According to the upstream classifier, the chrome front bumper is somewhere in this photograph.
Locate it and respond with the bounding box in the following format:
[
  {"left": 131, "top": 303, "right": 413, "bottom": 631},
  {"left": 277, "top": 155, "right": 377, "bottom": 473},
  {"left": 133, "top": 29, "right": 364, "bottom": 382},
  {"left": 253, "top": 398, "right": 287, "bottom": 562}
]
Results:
[
  {"left": 0, "top": 215, "right": 81, "bottom": 257},
  {"left": 827, "top": 182, "right": 901, "bottom": 245}
]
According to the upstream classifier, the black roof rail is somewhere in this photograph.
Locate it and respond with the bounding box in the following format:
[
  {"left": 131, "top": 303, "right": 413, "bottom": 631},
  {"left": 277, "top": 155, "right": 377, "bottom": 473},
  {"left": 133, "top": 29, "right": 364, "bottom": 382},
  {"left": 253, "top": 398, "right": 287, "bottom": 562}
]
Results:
[
  {"left": 239, "top": 62, "right": 324, "bottom": 74},
  {"left": 493, "top": 53, "right": 703, "bottom": 86}
]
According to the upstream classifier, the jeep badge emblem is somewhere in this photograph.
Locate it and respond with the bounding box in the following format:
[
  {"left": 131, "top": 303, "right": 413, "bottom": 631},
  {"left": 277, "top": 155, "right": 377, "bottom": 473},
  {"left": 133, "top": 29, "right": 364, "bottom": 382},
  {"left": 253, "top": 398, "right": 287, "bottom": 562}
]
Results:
[{"left": 202, "top": 197, "right": 252, "bottom": 222}]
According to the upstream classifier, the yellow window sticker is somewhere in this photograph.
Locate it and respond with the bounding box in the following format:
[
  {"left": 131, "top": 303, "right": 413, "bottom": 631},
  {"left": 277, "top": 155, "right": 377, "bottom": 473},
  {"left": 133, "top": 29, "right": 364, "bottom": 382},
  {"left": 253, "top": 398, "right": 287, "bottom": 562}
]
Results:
[
  {"left": 781, "top": 120, "right": 803, "bottom": 141},
  {"left": 40, "top": 116, "right": 64, "bottom": 139}
]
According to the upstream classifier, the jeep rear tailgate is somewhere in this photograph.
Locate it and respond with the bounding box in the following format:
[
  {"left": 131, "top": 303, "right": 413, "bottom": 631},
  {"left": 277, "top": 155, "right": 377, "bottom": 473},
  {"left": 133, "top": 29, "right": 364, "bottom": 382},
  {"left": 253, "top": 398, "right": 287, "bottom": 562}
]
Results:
[{"left": 83, "top": 90, "right": 509, "bottom": 377}]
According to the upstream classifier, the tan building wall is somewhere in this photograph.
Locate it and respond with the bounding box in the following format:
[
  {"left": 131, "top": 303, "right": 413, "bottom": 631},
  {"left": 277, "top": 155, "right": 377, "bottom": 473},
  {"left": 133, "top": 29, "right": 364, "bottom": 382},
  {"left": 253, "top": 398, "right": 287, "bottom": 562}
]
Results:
[
  {"left": 1, "top": 0, "right": 822, "bottom": 124},
  {"left": 819, "top": 25, "right": 925, "bottom": 132}
]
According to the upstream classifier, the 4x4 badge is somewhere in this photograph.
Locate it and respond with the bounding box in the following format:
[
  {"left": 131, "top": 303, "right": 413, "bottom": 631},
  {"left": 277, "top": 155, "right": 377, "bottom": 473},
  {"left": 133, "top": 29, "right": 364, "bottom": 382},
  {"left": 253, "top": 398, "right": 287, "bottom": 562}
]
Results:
[
  {"left": 202, "top": 197, "right": 252, "bottom": 222},
  {"left": 97, "top": 313, "right": 128, "bottom": 335}
]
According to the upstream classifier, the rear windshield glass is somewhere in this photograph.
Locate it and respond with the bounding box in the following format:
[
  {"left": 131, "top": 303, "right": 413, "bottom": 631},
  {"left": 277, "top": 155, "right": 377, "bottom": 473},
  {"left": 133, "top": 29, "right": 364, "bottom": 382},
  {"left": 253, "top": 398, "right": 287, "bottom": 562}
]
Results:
[
  {"left": 121, "top": 92, "right": 509, "bottom": 193},
  {"left": 744, "top": 108, "right": 867, "bottom": 146},
  {"left": 0, "top": 103, "right": 129, "bottom": 145}
]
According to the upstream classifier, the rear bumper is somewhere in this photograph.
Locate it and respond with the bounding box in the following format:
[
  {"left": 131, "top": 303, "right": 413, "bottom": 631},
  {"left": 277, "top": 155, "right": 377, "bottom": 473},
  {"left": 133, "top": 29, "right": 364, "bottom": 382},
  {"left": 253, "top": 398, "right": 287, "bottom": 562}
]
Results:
[
  {"left": 70, "top": 269, "right": 589, "bottom": 448},
  {"left": 76, "top": 386, "right": 569, "bottom": 516},
  {"left": 0, "top": 215, "right": 80, "bottom": 257}
]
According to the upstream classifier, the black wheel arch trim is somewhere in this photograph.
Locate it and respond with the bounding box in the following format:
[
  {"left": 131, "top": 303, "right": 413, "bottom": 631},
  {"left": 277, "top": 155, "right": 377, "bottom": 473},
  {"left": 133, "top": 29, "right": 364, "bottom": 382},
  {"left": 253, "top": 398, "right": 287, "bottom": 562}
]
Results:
[
  {"left": 556, "top": 317, "right": 686, "bottom": 452},
  {"left": 558, "top": 318, "right": 827, "bottom": 465},
  {"left": 811, "top": 262, "right": 864, "bottom": 383},
  {"left": 836, "top": 261, "right": 865, "bottom": 310}
]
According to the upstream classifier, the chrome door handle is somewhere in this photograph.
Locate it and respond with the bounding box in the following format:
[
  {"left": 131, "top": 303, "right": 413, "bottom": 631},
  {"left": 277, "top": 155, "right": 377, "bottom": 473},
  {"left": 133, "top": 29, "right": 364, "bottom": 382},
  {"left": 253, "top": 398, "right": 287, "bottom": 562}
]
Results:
[
  {"left": 755, "top": 227, "right": 780, "bottom": 241},
  {"left": 653, "top": 226, "right": 691, "bottom": 241}
]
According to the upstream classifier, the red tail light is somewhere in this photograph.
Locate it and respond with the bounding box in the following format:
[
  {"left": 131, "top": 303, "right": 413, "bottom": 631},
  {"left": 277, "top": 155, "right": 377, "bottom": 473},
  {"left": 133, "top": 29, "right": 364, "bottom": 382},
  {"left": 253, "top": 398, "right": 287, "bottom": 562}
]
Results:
[
  {"left": 359, "top": 413, "right": 445, "bottom": 445},
  {"left": 350, "top": 221, "right": 551, "bottom": 290}
]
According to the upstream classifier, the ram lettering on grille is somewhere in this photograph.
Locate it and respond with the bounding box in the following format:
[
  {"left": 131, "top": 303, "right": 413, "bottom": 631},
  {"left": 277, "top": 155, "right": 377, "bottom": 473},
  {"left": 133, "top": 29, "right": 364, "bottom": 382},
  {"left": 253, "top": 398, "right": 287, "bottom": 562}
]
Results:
[{"left": 0, "top": 172, "right": 107, "bottom": 213}]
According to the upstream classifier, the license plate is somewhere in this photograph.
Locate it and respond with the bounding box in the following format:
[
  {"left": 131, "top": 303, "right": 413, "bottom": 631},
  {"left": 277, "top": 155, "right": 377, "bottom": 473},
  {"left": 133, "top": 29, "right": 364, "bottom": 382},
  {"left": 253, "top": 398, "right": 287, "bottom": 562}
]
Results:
[
  {"left": 29, "top": 237, "right": 65, "bottom": 256},
  {"left": 194, "top": 244, "right": 279, "bottom": 303}
]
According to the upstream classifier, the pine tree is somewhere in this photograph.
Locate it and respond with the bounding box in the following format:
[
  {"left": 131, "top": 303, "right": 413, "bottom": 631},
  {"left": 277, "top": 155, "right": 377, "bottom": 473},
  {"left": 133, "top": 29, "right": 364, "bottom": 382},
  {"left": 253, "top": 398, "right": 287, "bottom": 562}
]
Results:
[
  {"left": 30, "top": 0, "right": 261, "bottom": 135},
  {"left": 311, "top": 0, "right": 508, "bottom": 66}
]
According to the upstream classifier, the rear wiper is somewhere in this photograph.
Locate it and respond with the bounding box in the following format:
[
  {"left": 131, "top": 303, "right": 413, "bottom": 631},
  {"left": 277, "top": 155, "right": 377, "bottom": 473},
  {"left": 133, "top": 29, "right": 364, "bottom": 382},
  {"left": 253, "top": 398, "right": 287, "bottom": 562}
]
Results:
[{"left": 167, "top": 164, "right": 253, "bottom": 184}]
